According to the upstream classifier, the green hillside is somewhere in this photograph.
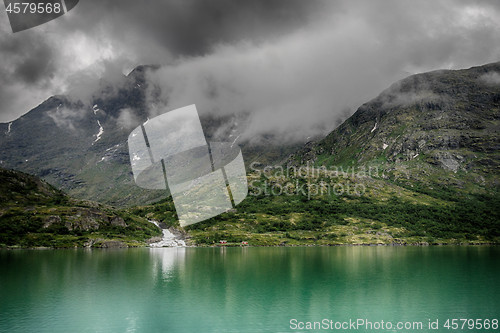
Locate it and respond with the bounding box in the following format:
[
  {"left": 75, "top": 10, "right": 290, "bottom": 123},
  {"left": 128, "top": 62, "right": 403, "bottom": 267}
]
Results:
[
  {"left": 289, "top": 62, "right": 500, "bottom": 192},
  {"left": 2, "top": 63, "right": 499, "bottom": 248},
  {"left": 0, "top": 168, "right": 160, "bottom": 248},
  {"left": 182, "top": 63, "right": 500, "bottom": 246}
]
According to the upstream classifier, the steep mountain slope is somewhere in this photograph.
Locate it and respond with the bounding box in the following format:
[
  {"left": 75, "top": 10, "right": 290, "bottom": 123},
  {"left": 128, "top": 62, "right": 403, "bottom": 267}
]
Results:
[
  {"left": 0, "top": 66, "right": 157, "bottom": 206},
  {"left": 181, "top": 63, "right": 500, "bottom": 246},
  {"left": 2, "top": 62, "right": 499, "bottom": 247},
  {"left": 0, "top": 65, "right": 298, "bottom": 206},
  {"left": 0, "top": 168, "right": 160, "bottom": 248},
  {"left": 288, "top": 62, "right": 500, "bottom": 194}
]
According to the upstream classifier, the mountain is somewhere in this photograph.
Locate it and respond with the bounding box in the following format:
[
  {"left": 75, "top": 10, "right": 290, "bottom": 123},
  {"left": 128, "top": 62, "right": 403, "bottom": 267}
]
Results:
[
  {"left": 0, "top": 65, "right": 299, "bottom": 206},
  {"left": 0, "top": 66, "right": 156, "bottom": 206},
  {"left": 1, "top": 62, "right": 499, "bottom": 247},
  {"left": 0, "top": 167, "right": 160, "bottom": 248},
  {"left": 288, "top": 62, "right": 500, "bottom": 194},
  {"left": 183, "top": 63, "right": 500, "bottom": 246}
]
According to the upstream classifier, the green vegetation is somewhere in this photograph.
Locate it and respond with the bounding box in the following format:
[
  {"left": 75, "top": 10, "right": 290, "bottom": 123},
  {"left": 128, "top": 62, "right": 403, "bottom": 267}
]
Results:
[
  {"left": 0, "top": 168, "right": 161, "bottom": 248},
  {"left": 1, "top": 164, "right": 498, "bottom": 248},
  {"left": 2, "top": 63, "right": 500, "bottom": 248},
  {"left": 122, "top": 198, "right": 179, "bottom": 228},
  {"left": 183, "top": 171, "right": 499, "bottom": 246}
]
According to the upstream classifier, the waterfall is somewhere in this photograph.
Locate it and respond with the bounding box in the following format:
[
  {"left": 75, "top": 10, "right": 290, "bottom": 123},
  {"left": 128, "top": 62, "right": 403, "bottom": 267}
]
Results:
[{"left": 148, "top": 220, "right": 186, "bottom": 247}]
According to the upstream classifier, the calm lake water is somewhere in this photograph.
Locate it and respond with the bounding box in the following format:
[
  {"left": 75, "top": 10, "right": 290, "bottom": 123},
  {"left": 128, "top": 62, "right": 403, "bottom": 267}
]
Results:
[{"left": 1, "top": 246, "right": 499, "bottom": 332}]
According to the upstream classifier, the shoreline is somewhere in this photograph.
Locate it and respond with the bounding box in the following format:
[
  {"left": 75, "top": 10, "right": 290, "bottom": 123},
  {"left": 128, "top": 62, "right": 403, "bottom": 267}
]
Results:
[{"left": 1, "top": 241, "right": 498, "bottom": 250}]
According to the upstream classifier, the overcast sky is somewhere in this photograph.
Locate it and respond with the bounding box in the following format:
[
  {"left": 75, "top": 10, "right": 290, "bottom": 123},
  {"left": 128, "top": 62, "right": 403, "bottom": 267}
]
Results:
[{"left": 1, "top": 0, "right": 500, "bottom": 142}]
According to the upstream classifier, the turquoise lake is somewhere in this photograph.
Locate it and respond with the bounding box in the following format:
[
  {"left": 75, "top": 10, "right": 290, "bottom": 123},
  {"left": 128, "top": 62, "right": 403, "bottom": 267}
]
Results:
[{"left": 1, "top": 246, "right": 499, "bottom": 332}]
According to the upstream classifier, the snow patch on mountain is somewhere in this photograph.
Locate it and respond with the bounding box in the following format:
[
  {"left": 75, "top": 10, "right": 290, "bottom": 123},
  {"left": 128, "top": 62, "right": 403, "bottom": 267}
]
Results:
[
  {"left": 106, "top": 143, "right": 121, "bottom": 152},
  {"left": 94, "top": 120, "right": 104, "bottom": 143},
  {"left": 98, "top": 143, "right": 124, "bottom": 164}
]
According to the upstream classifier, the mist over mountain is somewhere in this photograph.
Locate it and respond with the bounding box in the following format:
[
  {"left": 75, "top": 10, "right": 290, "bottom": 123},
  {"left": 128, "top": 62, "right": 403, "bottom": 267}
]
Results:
[
  {"left": 1, "top": 62, "right": 499, "bottom": 208},
  {"left": 0, "top": 64, "right": 300, "bottom": 206},
  {"left": 0, "top": 62, "right": 499, "bottom": 246},
  {"left": 288, "top": 61, "right": 500, "bottom": 193}
]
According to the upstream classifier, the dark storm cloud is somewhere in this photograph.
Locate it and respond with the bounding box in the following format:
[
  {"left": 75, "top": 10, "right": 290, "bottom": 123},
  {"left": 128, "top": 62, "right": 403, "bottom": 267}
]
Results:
[
  {"left": 0, "top": 20, "right": 59, "bottom": 121},
  {"left": 13, "top": 43, "right": 54, "bottom": 84},
  {"left": 0, "top": 0, "right": 329, "bottom": 121},
  {"left": 67, "top": 0, "right": 329, "bottom": 56},
  {"left": 0, "top": 26, "right": 55, "bottom": 84},
  {"left": 140, "top": 0, "right": 500, "bottom": 143},
  {"left": 0, "top": 0, "right": 499, "bottom": 144}
]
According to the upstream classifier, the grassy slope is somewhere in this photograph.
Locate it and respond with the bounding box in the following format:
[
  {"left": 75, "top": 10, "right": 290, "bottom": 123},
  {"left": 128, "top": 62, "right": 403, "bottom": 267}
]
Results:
[
  {"left": 172, "top": 64, "right": 500, "bottom": 246},
  {"left": 2, "top": 63, "right": 500, "bottom": 248},
  {"left": 2, "top": 166, "right": 498, "bottom": 247},
  {"left": 0, "top": 168, "right": 161, "bottom": 248},
  {"left": 192, "top": 176, "right": 499, "bottom": 246},
  {"left": 129, "top": 169, "right": 499, "bottom": 246}
]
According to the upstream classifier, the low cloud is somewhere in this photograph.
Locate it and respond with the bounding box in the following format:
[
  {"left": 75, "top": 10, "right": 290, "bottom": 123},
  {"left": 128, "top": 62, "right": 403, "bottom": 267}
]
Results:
[
  {"left": 63, "top": 60, "right": 129, "bottom": 106},
  {"left": 379, "top": 77, "right": 445, "bottom": 109},
  {"left": 47, "top": 105, "right": 86, "bottom": 131},
  {"left": 479, "top": 72, "right": 500, "bottom": 85},
  {"left": 144, "top": 24, "right": 404, "bottom": 144},
  {"left": 143, "top": 0, "right": 500, "bottom": 144},
  {"left": 115, "top": 107, "right": 140, "bottom": 130},
  {"left": 1, "top": 0, "right": 500, "bottom": 147}
]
